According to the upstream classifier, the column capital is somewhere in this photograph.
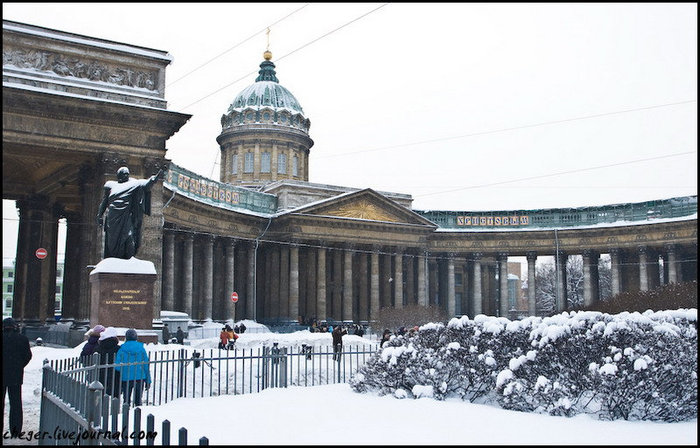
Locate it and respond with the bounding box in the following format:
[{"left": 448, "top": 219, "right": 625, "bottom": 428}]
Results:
[
  {"left": 497, "top": 252, "right": 509, "bottom": 261},
  {"left": 663, "top": 243, "right": 676, "bottom": 253},
  {"left": 470, "top": 252, "right": 484, "bottom": 261},
  {"left": 525, "top": 251, "right": 537, "bottom": 261},
  {"left": 637, "top": 245, "right": 648, "bottom": 254}
]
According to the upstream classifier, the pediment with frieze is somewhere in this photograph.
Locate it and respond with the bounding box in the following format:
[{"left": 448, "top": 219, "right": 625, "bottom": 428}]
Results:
[{"left": 290, "top": 189, "right": 436, "bottom": 227}]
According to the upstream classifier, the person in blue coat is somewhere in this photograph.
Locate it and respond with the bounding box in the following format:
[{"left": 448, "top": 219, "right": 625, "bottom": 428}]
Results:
[{"left": 115, "top": 328, "right": 152, "bottom": 406}]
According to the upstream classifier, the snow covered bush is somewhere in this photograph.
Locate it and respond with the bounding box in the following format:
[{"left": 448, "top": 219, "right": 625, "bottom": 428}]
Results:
[{"left": 350, "top": 308, "right": 697, "bottom": 422}]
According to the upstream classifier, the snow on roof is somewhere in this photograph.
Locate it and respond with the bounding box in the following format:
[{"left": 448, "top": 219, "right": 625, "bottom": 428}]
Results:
[{"left": 3, "top": 21, "right": 172, "bottom": 62}]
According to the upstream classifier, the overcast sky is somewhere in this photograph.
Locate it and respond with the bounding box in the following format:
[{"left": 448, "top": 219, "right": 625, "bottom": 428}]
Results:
[{"left": 3, "top": 2, "right": 698, "bottom": 262}]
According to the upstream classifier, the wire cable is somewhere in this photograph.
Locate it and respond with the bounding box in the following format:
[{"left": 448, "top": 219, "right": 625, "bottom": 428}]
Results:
[
  {"left": 166, "top": 4, "right": 310, "bottom": 87},
  {"left": 316, "top": 100, "right": 697, "bottom": 159},
  {"left": 416, "top": 151, "right": 697, "bottom": 198},
  {"left": 177, "top": 3, "right": 389, "bottom": 111}
]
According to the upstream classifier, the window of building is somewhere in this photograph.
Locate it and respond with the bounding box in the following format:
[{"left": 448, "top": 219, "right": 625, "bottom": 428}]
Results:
[
  {"left": 455, "top": 272, "right": 463, "bottom": 287},
  {"left": 7, "top": 285, "right": 13, "bottom": 293},
  {"left": 56, "top": 285, "right": 61, "bottom": 294},
  {"left": 293, "top": 155, "right": 299, "bottom": 177},
  {"left": 5, "top": 299, "right": 11, "bottom": 309},
  {"left": 277, "top": 153, "right": 287, "bottom": 174},
  {"left": 7, "top": 271, "right": 13, "bottom": 278},
  {"left": 56, "top": 269, "right": 62, "bottom": 277},
  {"left": 231, "top": 154, "right": 238, "bottom": 174},
  {"left": 261, "top": 152, "right": 271, "bottom": 173},
  {"left": 244, "top": 153, "right": 254, "bottom": 173},
  {"left": 55, "top": 301, "right": 61, "bottom": 309}
]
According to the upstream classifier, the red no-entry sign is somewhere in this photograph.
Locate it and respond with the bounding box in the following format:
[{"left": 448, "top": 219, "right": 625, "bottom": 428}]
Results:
[
  {"left": 230, "top": 292, "right": 239, "bottom": 303},
  {"left": 35, "top": 248, "right": 48, "bottom": 260}
]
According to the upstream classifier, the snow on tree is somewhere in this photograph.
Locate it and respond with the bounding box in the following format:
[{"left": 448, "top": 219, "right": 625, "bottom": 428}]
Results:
[{"left": 350, "top": 308, "right": 697, "bottom": 422}]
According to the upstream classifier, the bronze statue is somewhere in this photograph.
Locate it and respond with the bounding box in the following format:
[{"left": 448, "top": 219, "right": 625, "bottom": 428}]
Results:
[{"left": 97, "top": 166, "right": 165, "bottom": 259}]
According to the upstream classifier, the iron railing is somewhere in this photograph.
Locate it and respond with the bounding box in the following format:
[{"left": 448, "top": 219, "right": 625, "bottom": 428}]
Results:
[{"left": 40, "top": 343, "right": 378, "bottom": 445}]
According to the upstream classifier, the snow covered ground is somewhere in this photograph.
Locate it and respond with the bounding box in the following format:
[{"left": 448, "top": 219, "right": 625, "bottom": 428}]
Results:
[{"left": 3, "top": 321, "right": 696, "bottom": 445}]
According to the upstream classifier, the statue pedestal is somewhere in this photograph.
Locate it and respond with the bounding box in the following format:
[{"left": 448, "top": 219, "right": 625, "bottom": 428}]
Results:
[{"left": 89, "top": 258, "right": 157, "bottom": 341}]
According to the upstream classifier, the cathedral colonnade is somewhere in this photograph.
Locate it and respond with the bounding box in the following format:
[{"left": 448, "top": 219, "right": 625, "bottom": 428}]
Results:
[{"left": 156, "top": 227, "right": 698, "bottom": 325}]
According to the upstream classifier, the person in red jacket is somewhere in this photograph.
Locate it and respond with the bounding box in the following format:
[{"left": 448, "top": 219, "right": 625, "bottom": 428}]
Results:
[{"left": 219, "top": 327, "right": 229, "bottom": 349}]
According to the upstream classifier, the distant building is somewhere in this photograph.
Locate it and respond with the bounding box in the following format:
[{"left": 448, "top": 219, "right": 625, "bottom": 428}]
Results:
[{"left": 3, "top": 261, "right": 64, "bottom": 319}]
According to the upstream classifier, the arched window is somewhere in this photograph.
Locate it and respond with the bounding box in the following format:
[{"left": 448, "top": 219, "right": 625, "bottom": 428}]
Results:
[
  {"left": 293, "top": 155, "right": 299, "bottom": 177},
  {"left": 277, "top": 153, "right": 287, "bottom": 174}
]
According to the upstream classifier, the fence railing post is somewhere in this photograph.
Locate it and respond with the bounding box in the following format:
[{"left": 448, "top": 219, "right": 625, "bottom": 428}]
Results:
[
  {"left": 179, "top": 427, "right": 188, "bottom": 445},
  {"left": 162, "top": 419, "right": 171, "bottom": 445},
  {"left": 87, "top": 380, "right": 104, "bottom": 428},
  {"left": 39, "top": 360, "right": 51, "bottom": 447}
]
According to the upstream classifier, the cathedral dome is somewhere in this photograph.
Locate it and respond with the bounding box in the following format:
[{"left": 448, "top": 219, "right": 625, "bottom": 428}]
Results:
[
  {"left": 217, "top": 51, "right": 314, "bottom": 186},
  {"left": 221, "top": 54, "right": 310, "bottom": 134}
]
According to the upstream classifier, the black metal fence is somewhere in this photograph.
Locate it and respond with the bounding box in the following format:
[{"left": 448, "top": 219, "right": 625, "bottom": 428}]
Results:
[{"left": 40, "top": 343, "right": 378, "bottom": 445}]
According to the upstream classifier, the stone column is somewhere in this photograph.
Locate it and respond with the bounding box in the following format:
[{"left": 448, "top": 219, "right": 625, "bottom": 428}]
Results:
[
  {"left": 582, "top": 249, "right": 600, "bottom": 308},
  {"left": 162, "top": 230, "right": 175, "bottom": 311},
  {"left": 610, "top": 248, "right": 621, "bottom": 296},
  {"left": 280, "top": 245, "right": 290, "bottom": 321},
  {"left": 665, "top": 244, "right": 678, "bottom": 284},
  {"left": 359, "top": 251, "right": 369, "bottom": 323},
  {"left": 332, "top": 248, "right": 342, "bottom": 319},
  {"left": 370, "top": 248, "right": 380, "bottom": 322},
  {"left": 472, "top": 253, "right": 483, "bottom": 316},
  {"left": 381, "top": 252, "right": 392, "bottom": 308},
  {"left": 429, "top": 259, "right": 438, "bottom": 306},
  {"left": 247, "top": 242, "right": 256, "bottom": 320},
  {"left": 647, "top": 249, "right": 661, "bottom": 289},
  {"left": 182, "top": 234, "right": 194, "bottom": 317},
  {"left": 289, "top": 244, "right": 300, "bottom": 323},
  {"left": 447, "top": 255, "right": 456, "bottom": 318},
  {"left": 225, "top": 239, "right": 236, "bottom": 321},
  {"left": 526, "top": 251, "right": 537, "bottom": 316},
  {"left": 12, "top": 201, "right": 30, "bottom": 322},
  {"left": 271, "top": 245, "right": 281, "bottom": 321},
  {"left": 61, "top": 212, "right": 83, "bottom": 321},
  {"left": 554, "top": 250, "right": 567, "bottom": 312},
  {"left": 405, "top": 255, "right": 415, "bottom": 306},
  {"left": 316, "top": 247, "right": 327, "bottom": 321},
  {"left": 417, "top": 251, "right": 428, "bottom": 306},
  {"left": 201, "top": 236, "right": 214, "bottom": 321},
  {"left": 394, "top": 250, "right": 404, "bottom": 309},
  {"left": 343, "top": 247, "right": 353, "bottom": 321},
  {"left": 498, "top": 253, "right": 509, "bottom": 317},
  {"left": 638, "top": 246, "right": 649, "bottom": 291}
]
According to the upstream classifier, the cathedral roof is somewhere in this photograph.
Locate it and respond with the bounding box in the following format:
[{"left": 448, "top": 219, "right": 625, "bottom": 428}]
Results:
[{"left": 227, "top": 55, "right": 304, "bottom": 115}]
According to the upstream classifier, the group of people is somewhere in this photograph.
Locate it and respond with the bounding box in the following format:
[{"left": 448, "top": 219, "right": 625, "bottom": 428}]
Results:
[
  {"left": 79, "top": 325, "right": 152, "bottom": 407},
  {"left": 161, "top": 323, "right": 185, "bottom": 345},
  {"left": 218, "top": 324, "right": 239, "bottom": 349},
  {"left": 379, "top": 325, "right": 421, "bottom": 347}
]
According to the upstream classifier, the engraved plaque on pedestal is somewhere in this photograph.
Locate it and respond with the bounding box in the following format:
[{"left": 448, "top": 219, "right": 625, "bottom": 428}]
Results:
[{"left": 89, "top": 258, "right": 157, "bottom": 337}]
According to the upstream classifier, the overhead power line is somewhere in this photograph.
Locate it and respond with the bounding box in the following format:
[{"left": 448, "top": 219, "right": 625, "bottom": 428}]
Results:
[
  {"left": 416, "top": 151, "right": 697, "bottom": 198},
  {"left": 178, "top": 2, "right": 389, "bottom": 111},
  {"left": 316, "top": 99, "right": 698, "bottom": 159},
  {"left": 167, "top": 4, "right": 310, "bottom": 87}
]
